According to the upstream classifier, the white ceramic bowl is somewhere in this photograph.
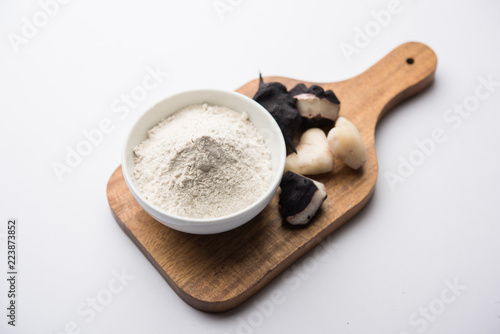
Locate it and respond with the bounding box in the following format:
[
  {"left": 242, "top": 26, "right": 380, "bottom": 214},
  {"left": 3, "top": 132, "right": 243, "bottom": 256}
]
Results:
[{"left": 122, "top": 89, "right": 286, "bottom": 234}]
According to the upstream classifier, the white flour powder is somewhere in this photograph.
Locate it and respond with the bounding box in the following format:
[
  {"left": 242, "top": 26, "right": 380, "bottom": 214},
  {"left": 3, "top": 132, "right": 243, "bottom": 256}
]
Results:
[{"left": 133, "top": 103, "right": 272, "bottom": 219}]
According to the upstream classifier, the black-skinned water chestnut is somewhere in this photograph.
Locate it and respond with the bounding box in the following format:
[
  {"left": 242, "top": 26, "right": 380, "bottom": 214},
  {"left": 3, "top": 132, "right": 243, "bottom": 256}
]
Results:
[
  {"left": 279, "top": 171, "right": 327, "bottom": 225},
  {"left": 253, "top": 75, "right": 302, "bottom": 153},
  {"left": 289, "top": 83, "right": 340, "bottom": 124}
]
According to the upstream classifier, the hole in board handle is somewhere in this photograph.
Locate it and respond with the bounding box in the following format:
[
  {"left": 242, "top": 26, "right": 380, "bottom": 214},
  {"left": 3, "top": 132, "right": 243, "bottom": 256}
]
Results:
[{"left": 406, "top": 58, "right": 414, "bottom": 65}]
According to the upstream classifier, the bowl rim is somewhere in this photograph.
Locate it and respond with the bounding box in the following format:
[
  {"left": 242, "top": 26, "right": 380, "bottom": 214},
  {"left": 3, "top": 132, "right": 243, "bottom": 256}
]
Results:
[{"left": 121, "top": 88, "right": 286, "bottom": 228}]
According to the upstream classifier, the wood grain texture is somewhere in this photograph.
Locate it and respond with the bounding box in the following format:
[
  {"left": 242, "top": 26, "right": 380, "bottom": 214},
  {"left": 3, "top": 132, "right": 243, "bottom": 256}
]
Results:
[{"left": 107, "top": 42, "right": 437, "bottom": 312}]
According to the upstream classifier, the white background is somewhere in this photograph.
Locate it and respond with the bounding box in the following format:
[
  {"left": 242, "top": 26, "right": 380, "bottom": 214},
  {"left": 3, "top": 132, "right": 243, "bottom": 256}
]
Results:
[{"left": 1, "top": 0, "right": 499, "bottom": 333}]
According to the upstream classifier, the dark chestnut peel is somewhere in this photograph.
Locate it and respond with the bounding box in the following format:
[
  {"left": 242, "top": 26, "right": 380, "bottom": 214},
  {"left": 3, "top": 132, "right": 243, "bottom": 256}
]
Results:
[
  {"left": 253, "top": 75, "right": 302, "bottom": 153},
  {"left": 279, "top": 171, "right": 327, "bottom": 225},
  {"left": 289, "top": 84, "right": 340, "bottom": 125}
]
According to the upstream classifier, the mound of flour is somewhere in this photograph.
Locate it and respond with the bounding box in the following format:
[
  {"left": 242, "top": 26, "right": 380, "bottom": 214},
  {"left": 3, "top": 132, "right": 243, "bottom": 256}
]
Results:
[{"left": 133, "top": 103, "right": 272, "bottom": 219}]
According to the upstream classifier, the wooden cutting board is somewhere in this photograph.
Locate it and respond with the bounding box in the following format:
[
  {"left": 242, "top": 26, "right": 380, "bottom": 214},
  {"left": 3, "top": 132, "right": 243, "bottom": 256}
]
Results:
[{"left": 107, "top": 42, "right": 437, "bottom": 312}]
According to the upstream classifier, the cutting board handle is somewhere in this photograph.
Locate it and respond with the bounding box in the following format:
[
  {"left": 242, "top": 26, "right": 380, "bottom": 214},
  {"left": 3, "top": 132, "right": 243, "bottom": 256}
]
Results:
[{"left": 333, "top": 42, "right": 438, "bottom": 132}]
